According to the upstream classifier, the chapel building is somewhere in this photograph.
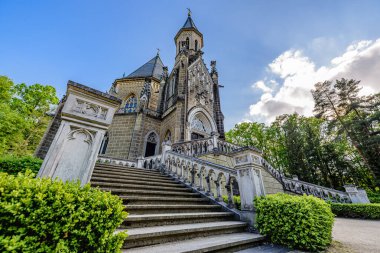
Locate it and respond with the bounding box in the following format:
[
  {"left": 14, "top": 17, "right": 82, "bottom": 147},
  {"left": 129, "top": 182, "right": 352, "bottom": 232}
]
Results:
[{"left": 100, "top": 13, "right": 225, "bottom": 160}]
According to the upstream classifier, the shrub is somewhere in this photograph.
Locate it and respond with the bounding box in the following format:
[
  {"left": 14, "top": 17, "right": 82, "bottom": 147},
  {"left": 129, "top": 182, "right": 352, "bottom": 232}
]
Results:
[
  {"left": 0, "top": 155, "right": 42, "bottom": 175},
  {"left": 331, "top": 203, "right": 380, "bottom": 219},
  {"left": 0, "top": 171, "right": 127, "bottom": 252},
  {"left": 367, "top": 188, "right": 380, "bottom": 203},
  {"left": 222, "top": 195, "right": 241, "bottom": 210},
  {"left": 255, "top": 193, "right": 334, "bottom": 251}
]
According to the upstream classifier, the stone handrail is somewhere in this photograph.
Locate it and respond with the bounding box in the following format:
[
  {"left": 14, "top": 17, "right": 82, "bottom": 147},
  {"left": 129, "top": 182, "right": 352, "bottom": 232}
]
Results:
[
  {"left": 215, "top": 139, "right": 242, "bottom": 153},
  {"left": 160, "top": 150, "right": 239, "bottom": 208},
  {"left": 171, "top": 137, "right": 214, "bottom": 156},
  {"left": 97, "top": 155, "right": 137, "bottom": 168},
  {"left": 260, "top": 157, "right": 351, "bottom": 203}
]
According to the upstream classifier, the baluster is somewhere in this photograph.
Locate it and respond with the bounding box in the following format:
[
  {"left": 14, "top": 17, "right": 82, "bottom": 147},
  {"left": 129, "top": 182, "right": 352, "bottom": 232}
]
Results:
[{"left": 205, "top": 175, "right": 212, "bottom": 196}]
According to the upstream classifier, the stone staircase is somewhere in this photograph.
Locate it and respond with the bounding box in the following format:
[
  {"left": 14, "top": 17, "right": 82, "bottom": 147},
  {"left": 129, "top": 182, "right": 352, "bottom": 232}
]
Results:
[{"left": 90, "top": 163, "right": 265, "bottom": 252}]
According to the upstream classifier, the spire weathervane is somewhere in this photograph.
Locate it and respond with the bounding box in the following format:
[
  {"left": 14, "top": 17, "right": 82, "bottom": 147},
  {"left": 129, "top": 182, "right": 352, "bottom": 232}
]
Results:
[
  {"left": 187, "top": 8, "right": 191, "bottom": 17},
  {"left": 156, "top": 48, "right": 160, "bottom": 56}
]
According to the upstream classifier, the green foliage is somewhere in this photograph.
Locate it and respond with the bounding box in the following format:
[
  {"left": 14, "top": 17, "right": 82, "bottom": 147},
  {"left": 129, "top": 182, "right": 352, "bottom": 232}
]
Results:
[
  {"left": 331, "top": 203, "right": 380, "bottom": 219},
  {"left": 367, "top": 188, "right": 380, "bottom": 203},
  {"left": 0, "top": 172, "right": 127, "bottom": 252},
  {"left": 0, "top": 156, "right": 42, "bottom": 175},
  {"left": 0, "top": 76, "right": 59, "bottom": 156},
  {"left": 255, "top": 193, "right": 334, "bottom": 251},
  {"left": 222, "top": 195, "right": 241, "bottom": 210}
]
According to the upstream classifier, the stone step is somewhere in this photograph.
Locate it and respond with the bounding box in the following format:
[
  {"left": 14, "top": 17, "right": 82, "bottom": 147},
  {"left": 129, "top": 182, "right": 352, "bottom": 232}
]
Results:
[
  {"left": 91, "top": 172, "right": 175, "bottom": 184},
  {"left": 91, "top": 181, "right": 192, "bottom": 192},
  {"left": 120, "top": 196, "right": 212, "bottom": 205},
  {"left": 93, "top": 167, "right": 169, "bottom": 179},
  {"left": 94, "top": 165, "right": 162, "bottom": 175},
  {"left": 125, "top": 204, "right": 222, "bottom": 214},
  {"left": 122, "top": 212, "right": 235, "bottom": 228},
  {"left": 90, "top": 176, "right": 183, "bottom": 188},
  {"left": 99, "top": 188, "right": 201, "bottom": 198},
  {"left": 122, "top": 232, "right": 265, "bottom": 253},
  {"left": 120, "top": 221, "right": 247, "bottom": 249}
]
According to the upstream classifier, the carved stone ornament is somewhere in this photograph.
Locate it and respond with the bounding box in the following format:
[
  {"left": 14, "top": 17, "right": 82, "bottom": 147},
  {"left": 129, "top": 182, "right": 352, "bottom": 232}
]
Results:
[
  {"left": 188, "top": 61, "right": 213, "bottom": 105},
  {"left": 235, "top": 155, "right": 248, "bottom": 165},
  {"left": 72, "top": 99, "right": 108, "bottom": 120},
  {"left": 191, "top": 116, "right": 211, "bottom": 134}
]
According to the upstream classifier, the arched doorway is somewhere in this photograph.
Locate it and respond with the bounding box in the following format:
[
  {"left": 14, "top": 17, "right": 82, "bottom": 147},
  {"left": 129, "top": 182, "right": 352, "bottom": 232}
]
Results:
[
  {"left": 144, "top": 131, "right": 159, "bottom": 157},
  {"left": 187, "top": 108, "right": 217, "bottom": 141}
]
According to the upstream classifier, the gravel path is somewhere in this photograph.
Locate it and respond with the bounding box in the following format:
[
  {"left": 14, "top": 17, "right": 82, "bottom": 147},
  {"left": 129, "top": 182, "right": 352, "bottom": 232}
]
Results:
[{"left": 332, "top": 218, "right": 380, "bottom": 253}]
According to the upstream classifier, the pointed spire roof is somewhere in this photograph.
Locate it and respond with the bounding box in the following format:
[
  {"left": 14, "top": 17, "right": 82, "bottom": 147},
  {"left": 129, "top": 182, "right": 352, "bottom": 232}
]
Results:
[
  {"left": 125, "top": 54, "right": 164, "bottom": 80},
  {"left": 174, "top": 11, "right": 203, "bottom": 46},
  {"left": 182, "top": 15, "right": 198, "bottom": 30}
]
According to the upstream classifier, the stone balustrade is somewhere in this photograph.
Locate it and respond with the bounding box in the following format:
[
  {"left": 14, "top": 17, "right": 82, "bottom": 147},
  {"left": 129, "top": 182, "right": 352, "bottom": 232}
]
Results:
[
  {"left": 163, "top": 150, "right": 239, "bottom": 207},
  {"left": 171, "top": 137, "right": 214, "bottom": 156},
  {"left": 260, "top": 157, "right": 351, "bottom": 203},
  {"left": 97, "top": 155, "right": 137, "bottom": 168}
]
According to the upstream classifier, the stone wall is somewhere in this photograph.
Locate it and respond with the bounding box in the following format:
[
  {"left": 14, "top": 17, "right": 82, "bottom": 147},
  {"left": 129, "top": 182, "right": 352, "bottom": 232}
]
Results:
[
  {"left": 35, "top": 99, "right": 65, "bottom": 159},
  {"left": 105, "top": 114, "right": 137, "bottom": 159}
]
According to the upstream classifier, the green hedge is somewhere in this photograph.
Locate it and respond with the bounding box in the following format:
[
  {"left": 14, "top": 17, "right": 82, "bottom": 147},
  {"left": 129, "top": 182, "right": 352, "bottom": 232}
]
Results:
[
  {"left": 331, "top": 203, "right": 380, "bottom": 219},
  {"left": 0, "top": 156, "right": 42, "bottom": 175},
  {"left": 255, "top": 193, "right": 334, "bottom": 251},
  {"left": 367, "top": 188, "right": 380, "bottom": 203},
  {"left": 222, "top": 195, "right": 241, "bottom": 210},
  {"left": 0, "top": 171, "right": 127, "bottom": 252}
]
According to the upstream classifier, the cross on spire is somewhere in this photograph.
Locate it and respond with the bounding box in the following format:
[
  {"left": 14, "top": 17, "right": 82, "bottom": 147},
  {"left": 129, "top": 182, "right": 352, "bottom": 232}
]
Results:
[
  {"left": 187, "top": 8, "right": 191, "bottom": 17},
  {"left": 156, "top": 48, "right": 160, "bottom": 56}
]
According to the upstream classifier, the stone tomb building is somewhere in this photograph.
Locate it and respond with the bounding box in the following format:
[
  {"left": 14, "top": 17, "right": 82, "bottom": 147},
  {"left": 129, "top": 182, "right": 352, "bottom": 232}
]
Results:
[{"left": 102, "top": 13, "right": 225, "bottom": 160}]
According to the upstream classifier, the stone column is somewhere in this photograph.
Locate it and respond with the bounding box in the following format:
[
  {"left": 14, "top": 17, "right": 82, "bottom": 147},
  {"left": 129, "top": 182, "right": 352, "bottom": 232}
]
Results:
[
  {"left": 37, "top": 81, "right": 121, "bottom": 186},
  {"left": 232, "top": 148, "right": 266, "bottom": 226},
  {"left": 211, "top": 131, "right": 219, "bottom": 151}
]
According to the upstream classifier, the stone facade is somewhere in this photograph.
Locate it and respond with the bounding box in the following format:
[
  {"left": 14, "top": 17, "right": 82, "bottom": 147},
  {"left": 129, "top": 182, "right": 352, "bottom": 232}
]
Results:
[{"left": 102, "top": 14, "right": 225, "bottom": 160}]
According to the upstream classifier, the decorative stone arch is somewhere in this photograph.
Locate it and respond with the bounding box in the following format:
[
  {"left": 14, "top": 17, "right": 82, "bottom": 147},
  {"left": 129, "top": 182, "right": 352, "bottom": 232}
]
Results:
[
  {"left": 187, "top": 107, "right": 217, "bottom": 140},
  {"left": 143, "top": 130, "right": 160, "bottom": 157}
]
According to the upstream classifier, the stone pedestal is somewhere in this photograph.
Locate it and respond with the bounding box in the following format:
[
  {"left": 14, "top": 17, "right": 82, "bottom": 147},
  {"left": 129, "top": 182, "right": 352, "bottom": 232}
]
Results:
[
  {"left": 232, "top": 148, "right": 265, "bottom": 226},
  {"left": 37, "top": 81, "right": 121, "bottom": 185},
  {"left": 344, "top": 185, "right": 370, "bottom": 203}
]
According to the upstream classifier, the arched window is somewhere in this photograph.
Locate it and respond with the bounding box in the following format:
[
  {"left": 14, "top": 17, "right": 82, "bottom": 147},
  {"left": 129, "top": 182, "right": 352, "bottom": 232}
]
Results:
[
  {"left": 195, "top": 40, "right": 198, "bottom": 51},
  {"left": 144, "top": 131, "right": 159, "bottom": 157},
  {"left": 186, "top": 37, "right": 189, "bottom": 49},
  {"left": 124, "top": 95, "right": 137, "bottom": 113},
  {"left": 99, "top": 132, "right": 109, "bottom": 154},
  {"left": 164, "top": 130, "right": 172, "bottom": 142}
]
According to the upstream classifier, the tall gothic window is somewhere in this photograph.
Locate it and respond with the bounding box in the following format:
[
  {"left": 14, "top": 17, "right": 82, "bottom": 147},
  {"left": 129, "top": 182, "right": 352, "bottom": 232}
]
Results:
[
  {"left": 124, "top": 95, "right": 137, "bottom": 113},
  {"left": 195, "top": 40, "right": 198, "bottom": 51},
  {"left": 186, "top": 37, "right": 189, "bottom": 49},
  {"left": 99, "top": 132, "right": 109, "bottom": 154}
]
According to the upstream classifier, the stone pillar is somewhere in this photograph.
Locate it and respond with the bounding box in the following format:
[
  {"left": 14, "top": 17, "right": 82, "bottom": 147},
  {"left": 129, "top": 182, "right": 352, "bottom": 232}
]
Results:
[
  {"left": 344, "top": 185, "right": 370, "bottom": 203},
  {"left": 211, "top": 131, "right": 219, "bottom": 151},
  {"left": 37, "top": 81, "right": 121, "bottom": 186},
  {"left": 232, "top": 148, "right": 266, "bottom": 226}
]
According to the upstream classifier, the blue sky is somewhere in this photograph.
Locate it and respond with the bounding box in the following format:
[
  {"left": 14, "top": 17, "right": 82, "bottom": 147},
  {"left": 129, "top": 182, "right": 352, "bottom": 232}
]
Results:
[{"left": 1, "top": 1, "right": 380, "bottom": 129}]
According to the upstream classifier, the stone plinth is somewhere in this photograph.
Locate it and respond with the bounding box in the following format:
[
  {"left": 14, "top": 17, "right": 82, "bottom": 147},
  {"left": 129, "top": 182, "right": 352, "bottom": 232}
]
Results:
[{"left": 37, "top": 81, "right": 121, "bottom": 185}]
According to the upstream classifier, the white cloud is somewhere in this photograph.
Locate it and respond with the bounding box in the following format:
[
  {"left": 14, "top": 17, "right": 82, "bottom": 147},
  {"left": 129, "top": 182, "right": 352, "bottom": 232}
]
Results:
[{"left": 247, "top": 39, "right": 380, "bottom": 124}]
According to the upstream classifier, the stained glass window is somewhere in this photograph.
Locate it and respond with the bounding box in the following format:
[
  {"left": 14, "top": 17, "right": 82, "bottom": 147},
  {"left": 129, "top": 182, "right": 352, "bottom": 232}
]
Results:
[{"left": 124, "top": 95, "right": 137, "bottom": 113}]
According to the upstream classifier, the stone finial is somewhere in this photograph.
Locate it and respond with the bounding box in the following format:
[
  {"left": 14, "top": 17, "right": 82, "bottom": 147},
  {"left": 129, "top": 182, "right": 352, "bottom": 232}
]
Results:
[{"left": 210, "top": 60, "right": 218, "bottom": 75}]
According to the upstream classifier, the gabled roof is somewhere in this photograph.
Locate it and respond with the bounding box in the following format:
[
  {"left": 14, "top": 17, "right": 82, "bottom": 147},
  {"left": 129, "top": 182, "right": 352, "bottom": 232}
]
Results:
[{"left": 125, "top": 55, "right": 164, "bottom": 80}]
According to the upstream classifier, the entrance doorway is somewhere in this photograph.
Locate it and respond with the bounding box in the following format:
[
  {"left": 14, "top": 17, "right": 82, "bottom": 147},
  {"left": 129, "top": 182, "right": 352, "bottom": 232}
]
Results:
[{"left": 144, "top": 132, "right": 158, "bottom": 157}]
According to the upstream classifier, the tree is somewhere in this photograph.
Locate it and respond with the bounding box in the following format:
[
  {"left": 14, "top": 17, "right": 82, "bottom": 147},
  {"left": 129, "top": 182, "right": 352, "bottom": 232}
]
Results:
[{"left": 0, "top": 76, "right": 59, "bottom": 156}]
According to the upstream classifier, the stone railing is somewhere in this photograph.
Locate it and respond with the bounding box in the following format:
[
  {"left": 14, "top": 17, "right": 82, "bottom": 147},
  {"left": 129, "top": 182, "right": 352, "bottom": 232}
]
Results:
[
  {"left": 163, "top": 150, "right": 239, "bottom": 208},
  {"left": 137, "top": 154, "right": 162, "bottom": 170},
  {"left": 171, "top": 137, "right": 214, "bottom": 156},
  {"left": 260, "top": 157, "right": 351, "bottom": 203},
  {"left": 216, "top": 139, "right": 242, "bottom": 153},
  {"left": 96, "top": 155, "right": 137, "bottom": 168}
]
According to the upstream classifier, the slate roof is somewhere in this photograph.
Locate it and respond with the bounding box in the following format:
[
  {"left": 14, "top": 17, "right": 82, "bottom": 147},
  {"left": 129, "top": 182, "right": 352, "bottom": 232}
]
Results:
[
  {"left": 182, "top": 16, "right": 198, "bottom": 30},
  {"left": 126, "top": 55, "right": 164, "bottom": 80}
]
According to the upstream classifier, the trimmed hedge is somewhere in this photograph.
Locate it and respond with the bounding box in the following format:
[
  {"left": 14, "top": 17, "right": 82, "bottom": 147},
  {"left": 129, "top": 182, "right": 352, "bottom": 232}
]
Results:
[
  {"left": 367, "top": 188, "right": 380, "bottom": 203},
  {"left": 0, "top": 171, "right": 127, "bottom": 252},
  {"left": 222, "top": 195, "right": 241, "bottom": 210},
  {"left": 331, "top": 203, "right": 380, "bottom": 219},
  {"left": 255, "top": 193, "right": 334, "bottom": 251},
  {"left": 0, "top": 156, "right": 42, "bottom": 175}
]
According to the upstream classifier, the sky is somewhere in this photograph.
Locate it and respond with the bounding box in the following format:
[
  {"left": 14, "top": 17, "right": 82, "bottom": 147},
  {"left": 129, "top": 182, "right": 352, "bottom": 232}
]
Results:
[{"left": 1, "top": 1, "right": 380, "bottom": 130}]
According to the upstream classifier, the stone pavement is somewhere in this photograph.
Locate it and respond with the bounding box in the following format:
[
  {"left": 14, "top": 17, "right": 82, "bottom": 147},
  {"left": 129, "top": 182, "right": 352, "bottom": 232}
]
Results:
[{"left": 332, "top": 218, "right": 380, "bottom": 253}]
